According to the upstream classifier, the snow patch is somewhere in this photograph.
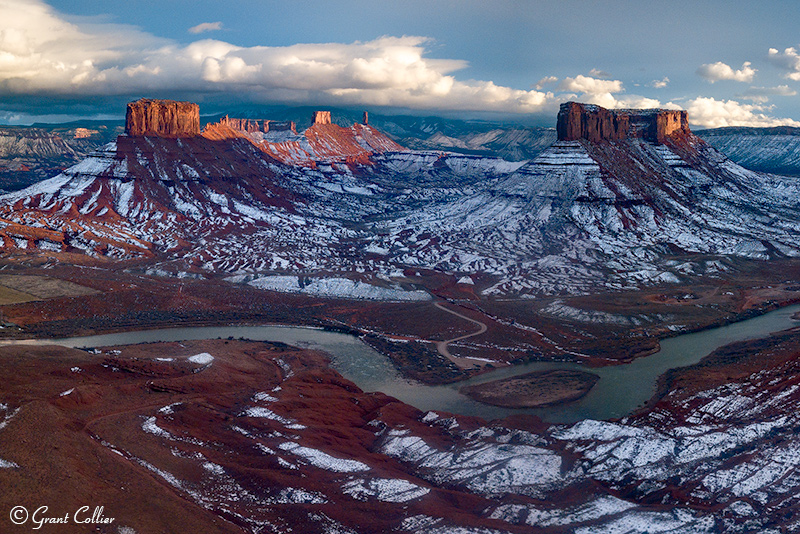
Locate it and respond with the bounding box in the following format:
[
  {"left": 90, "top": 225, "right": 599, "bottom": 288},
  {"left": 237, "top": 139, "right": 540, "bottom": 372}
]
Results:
[
  {"left": 188, "top": 353, "right": 214, "bottom": 365},
  {"left": 247, "top": 275, "right": 431, "bottom": 301},
  {"left": 277, "top": 442, "right": 369, "bottom": 473},
  {"left": 342, "top": 477, "right": 430, "bottom": 502}
]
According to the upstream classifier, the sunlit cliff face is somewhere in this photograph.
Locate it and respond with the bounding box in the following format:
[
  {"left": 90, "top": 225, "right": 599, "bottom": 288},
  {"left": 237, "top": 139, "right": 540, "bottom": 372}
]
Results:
[{"left": 556, "top": 102, "right": 690, "bottom": 144}]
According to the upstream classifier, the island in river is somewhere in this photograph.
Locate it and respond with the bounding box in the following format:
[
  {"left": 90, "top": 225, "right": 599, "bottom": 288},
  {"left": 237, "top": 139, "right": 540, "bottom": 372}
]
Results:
[{"left": 459, "top": 369, "right": 600, "bottom": 408}]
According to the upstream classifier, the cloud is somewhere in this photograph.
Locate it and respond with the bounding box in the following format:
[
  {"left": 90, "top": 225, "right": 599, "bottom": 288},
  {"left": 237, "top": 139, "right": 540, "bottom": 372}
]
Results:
[
  {"left": 647, "top": 77, "right": 669, "bottom": 89},
  {"left": 0, "top": 0, "right": 557, "bottom": 114},
  {"left": 0, "top": 0, "right": 169, "bottom": 91},
  {"left": 534, "top": 75, "right": 558, "bottom": 90},
  {"left": 552, "top": 74, "right": 660, "bottom": 110},
  {"left": 679, "top": 96, "right": 800, "bottom": 128},
  {"left": 767, "top": 47, "right": 800, "bottom": 80},
  {"left": 588, "top": 68, "right": 611, "bottom": 79},
  {"left": 586, "top": 93, "right": 661, "bottom": 110},
  {"left": 188, "top": 22, "right": 223, "bottom": 35},
  {"left": 557, "top": 75, "right": 623, "bottom": 94},
  {"left": 696, "top": 61, "right": 756, "bottom": 83},
  {"left": 738, "top": 85, "right": 797, "bottom": 103}
]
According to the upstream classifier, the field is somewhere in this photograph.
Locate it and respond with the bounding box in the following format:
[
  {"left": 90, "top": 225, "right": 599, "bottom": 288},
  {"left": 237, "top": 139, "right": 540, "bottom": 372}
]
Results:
[
  {"left": 0, "top": 274, "right": 98, "bottom": 306},
  {"left": 0, "top": 285, "right": 37, "bottom": 305}
]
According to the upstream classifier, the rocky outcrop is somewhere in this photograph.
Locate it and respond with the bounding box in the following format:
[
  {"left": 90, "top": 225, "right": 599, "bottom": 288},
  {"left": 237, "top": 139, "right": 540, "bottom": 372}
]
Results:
[
  {"left": 557, "top": 101, "right": 689, "bottom": 144},
  {"left": 213, "top": 116, "right": 297, "bottom": 135},
  {"left": 219, "top": 116, "right": 268, "bottom": 133},
  {"left": 312, "top": 111, "right": 332, "bottom": 125},
  {"left": 363, "top": 111, "right": 369, "bottom": 125},
  {"left": 125, "top": 99, "right": 200, "bottom": 137},
  {"left": 203, "top": 110, "right": 403, "bottom": 166}
]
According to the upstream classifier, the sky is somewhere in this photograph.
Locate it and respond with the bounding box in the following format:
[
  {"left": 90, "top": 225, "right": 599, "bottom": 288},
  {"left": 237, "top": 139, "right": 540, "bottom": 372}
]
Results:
[{"left": 1, "top": 0, "right": 800, "bottom": 128}]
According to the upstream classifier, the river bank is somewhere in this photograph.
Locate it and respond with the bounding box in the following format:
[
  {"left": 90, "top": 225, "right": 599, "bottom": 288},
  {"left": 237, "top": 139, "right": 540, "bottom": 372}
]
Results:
[{"left": 3, "top": 302, "right": 799, "bottom": 423}]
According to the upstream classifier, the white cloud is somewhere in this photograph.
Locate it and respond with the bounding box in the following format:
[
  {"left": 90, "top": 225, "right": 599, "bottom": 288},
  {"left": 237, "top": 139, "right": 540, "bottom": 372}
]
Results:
[
  {"left": 647, "top": 77, "right": 669, "bottom": 89},
  {"left": 767, "top": 47, "right": 800, "bottom": 80},
  {"left": 188, "top": 22, "right": 223, "bottom": 35},
  {"left": 0, "top": 0, "right": 557, "bottom": 114},
  {"left": 534, "top": 75, "right": 558, "bottom": 90},
  {"left": 552, "top": 75, "right": 660, "bottom": 110},
  {"left": 679, "top": 96, "right": 800, "bottom": 128},
  {"left": 739, "top": 85, "right": 797, "bottom": 103},
  {"left": 0, "top": 0, "right": 169, "bottom": 91},
  {"left": 585, "top": 93, "right": 661, "bottom": 110},
  {"left": 696, "top": 61, "right": 756, "bottom": 83},
  {"left": 557, "top": 75, "right": 623, "bottom": 94}
]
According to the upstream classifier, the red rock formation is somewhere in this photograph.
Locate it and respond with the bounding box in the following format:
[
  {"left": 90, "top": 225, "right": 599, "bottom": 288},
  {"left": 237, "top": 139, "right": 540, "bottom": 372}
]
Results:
[
  {"left": 125, "top": 99, "right": 200, "bottom": 138},
  {"left": 654, "top": 110, "right": 689, "bottom": 142},
  {"left": 557, "top": 102, "right": 689, "bottom": 144},
  {"left": 312, "top": 111, "right": 332, "bottom": 125},
  {"left": 210, "top": 117, "right": 297, "bottom": 135},
  {"left": 219, "top": 116, "right": 268, "bottom": 133},
  {"left": 201, "top": 111, "right": 402, "bottom": 166}
]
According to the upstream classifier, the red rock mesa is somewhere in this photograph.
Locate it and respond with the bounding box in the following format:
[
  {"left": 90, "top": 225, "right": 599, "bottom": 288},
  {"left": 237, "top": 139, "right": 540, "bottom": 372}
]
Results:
[
  {"left": 125, "top": 99, "right": 200, "bottom": 138},
  {"left": 557, "top": 101, "right": 690, "bottom": 144}
]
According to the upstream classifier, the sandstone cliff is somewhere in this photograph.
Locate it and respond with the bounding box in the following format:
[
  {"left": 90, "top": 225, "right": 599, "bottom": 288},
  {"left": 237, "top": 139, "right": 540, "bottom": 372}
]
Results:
[
  {"left": 125, "top": 99, "right": 200, "bottom": 137},
  {"left": 219, "top": 116, "right": 268, "bottom": 133},
  {"left": 312, "top": 111, "right": 332, "bottom": 125},
  {"left": 217, "top": 116, "right": 297, "bottom": 134},
  {"left": 557, "top": 102, "right": 689, "bottom": 144}
]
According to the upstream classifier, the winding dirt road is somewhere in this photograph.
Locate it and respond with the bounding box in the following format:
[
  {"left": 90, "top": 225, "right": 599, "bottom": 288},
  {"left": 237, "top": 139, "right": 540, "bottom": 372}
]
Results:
[{"left": 433, "top": 302, "right": 490, "bottom": 369}]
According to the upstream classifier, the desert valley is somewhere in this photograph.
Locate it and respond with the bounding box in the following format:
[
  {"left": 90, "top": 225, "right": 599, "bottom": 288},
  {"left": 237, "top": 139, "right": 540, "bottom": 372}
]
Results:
[{"left": 0, "top": 94, "right": 799, "bottom": 533}]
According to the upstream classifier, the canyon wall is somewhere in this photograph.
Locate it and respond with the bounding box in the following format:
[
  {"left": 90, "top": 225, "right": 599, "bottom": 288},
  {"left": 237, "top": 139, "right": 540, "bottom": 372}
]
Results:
[
  {"left": 557, "top": 102, "right": 689, "bottom": 144},
  {"left": 125, "top": 99, "right": 200, "bottom": 137}
]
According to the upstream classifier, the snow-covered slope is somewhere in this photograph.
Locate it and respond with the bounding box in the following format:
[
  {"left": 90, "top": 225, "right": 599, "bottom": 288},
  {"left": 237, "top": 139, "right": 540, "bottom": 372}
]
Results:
[
  {"left": 205, "top": 119, "right": 405, "bottom": 167},
  {"left": 699, "top": 127, "right": 800, "bottom": 177},
  {"left": 1, "top": 111, "right": 799, "bottom": 297},
  {"left": 368, "top": 136, "right": 800, "bottom": 294},
  {"left": 0, "top": 126, "right": 111, "bottom": 191}
]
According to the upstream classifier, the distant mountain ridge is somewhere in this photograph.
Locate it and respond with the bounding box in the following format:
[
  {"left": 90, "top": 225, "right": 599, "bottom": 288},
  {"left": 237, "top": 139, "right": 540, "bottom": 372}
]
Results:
[
  {"left": 0, "top": 125, "right": 119, "bottom": 191},
  {"left": 696, "top": 126, "right": 800, "bottom": 176}
]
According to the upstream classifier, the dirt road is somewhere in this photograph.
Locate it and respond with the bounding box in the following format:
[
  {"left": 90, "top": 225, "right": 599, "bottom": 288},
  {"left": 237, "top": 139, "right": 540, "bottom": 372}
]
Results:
[{"left": 433, "top": 302, "right": 490, "bottom": 369}]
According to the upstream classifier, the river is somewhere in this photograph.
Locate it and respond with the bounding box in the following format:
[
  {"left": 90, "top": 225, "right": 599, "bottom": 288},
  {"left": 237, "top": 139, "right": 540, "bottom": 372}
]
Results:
[{"left": 2, "top": 304, "right": 799, "bottom": 423}]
